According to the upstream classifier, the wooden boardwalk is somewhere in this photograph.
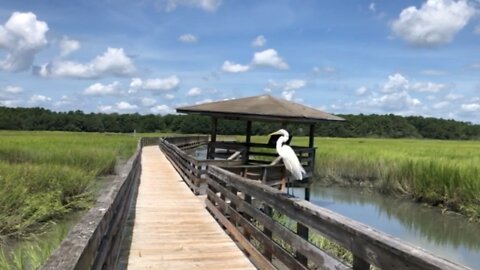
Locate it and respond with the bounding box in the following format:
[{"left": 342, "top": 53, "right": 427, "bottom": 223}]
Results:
[{"left": 127, "top": 146, "right": 256, "bottom": 270}]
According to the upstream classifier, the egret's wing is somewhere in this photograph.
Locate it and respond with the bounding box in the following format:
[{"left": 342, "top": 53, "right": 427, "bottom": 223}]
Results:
[{"left": 279, "top": 145, "right": 305, "bottom": 180}]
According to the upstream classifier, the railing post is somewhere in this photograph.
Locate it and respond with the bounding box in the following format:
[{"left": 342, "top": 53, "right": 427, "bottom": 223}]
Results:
[
  {"left": 243, "top": 194, "right": 252, "bottom": 241},
  {"left": 296, "top": 222, "right": 309, "bottom": 266},
  {"left": 353, "top": 255, "right": 370, "bottom": 270},
  {"left": 263, "top": 204, "right": 273, "bottom": 261}
]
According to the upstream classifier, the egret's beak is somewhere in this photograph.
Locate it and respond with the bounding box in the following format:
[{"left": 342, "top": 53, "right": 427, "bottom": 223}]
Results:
[{"left": 268, "top": 130, "right": 281, "bottom": 136}]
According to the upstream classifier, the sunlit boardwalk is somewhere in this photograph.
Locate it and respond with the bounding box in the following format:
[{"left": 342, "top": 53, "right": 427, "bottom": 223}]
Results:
[{"left": 127, "top": 146, "right": 255, "bottom": 270}]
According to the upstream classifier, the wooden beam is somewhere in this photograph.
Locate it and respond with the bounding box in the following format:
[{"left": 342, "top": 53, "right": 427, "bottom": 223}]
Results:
[
  {"left": 208, "top": 117, "right": 218, "bottom": 159},
  {"left": 309, "top": 123, "right": 315, "bottom": 148},
  {"left": 244, "top": 120, "right": 252, "bottom": 164}
]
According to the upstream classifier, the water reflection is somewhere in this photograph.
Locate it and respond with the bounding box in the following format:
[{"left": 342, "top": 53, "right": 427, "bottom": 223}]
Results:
[
  {"left": 300, "top": 184, "right": 480, "bottom": 269},
  {"left": 185, "top": 145, "right": 207, "bottom": 159}
]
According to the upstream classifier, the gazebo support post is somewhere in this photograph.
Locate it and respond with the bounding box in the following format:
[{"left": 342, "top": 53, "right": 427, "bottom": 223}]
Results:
[
  {"left": 305, "top": 123, "right": 315, "bottom": 201},
  {"left": 244, "top": 120, "right": 252, "bottom": 164},
  {"left": 208, "top": 117, "right": 218, "bottom": 160}
]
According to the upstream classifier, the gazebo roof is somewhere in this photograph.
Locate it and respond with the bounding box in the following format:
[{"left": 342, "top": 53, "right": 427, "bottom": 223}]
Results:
[{"left": 176, "top": 95, "right": 345, "bottom": 123}]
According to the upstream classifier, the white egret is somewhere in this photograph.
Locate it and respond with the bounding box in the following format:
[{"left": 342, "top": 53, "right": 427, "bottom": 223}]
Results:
[{"left": 268, "top": 129, "right": 305, "bottom": 195}]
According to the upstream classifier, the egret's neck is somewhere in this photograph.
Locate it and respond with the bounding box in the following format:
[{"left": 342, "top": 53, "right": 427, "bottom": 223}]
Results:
[{"left": 276, "top": 135, "right": 288, "bottom": 153}]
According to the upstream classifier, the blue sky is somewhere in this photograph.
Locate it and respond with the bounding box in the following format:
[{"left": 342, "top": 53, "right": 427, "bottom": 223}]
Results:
[{"left": 1, "top": 0, "right": 480, "bottom": 122}]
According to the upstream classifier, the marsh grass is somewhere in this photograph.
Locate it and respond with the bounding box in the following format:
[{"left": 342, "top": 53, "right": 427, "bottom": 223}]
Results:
[
  {"left": 0, "top": 219, "right": 71, "bottom": 270},
  {"left": 271, "top": 210, "right": 353, "bottom": 267},
  {"left": 311, "top": 138, "right": 480, "bottom": 221},
  {"left": 247, "top": 136, "right": 480, "bottom": 221},
  {"left": 0, "top": 131, "right": 138, "bottom": 268}
]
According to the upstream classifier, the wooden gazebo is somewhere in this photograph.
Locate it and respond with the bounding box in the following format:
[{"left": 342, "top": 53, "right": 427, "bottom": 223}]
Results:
[{"left": 177, "top": 95, "right": 344, "bottom": 198}]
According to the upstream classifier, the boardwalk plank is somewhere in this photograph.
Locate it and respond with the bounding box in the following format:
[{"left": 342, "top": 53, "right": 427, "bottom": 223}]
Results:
[{"left": 127, "top": 146, "right": 255, "bottom": 270}]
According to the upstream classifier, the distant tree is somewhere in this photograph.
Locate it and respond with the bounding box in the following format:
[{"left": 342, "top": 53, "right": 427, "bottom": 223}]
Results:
[{"left": 1, "top": 106, "right": 480, "bottom": 140}]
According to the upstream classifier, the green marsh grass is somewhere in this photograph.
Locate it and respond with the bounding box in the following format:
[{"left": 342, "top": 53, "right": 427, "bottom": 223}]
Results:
[
  {"left": 0, "top": 131, "right": 138, "bottom": 269},
  {"left": 247, "top": 136, "right": 480, "bottom": 221}
]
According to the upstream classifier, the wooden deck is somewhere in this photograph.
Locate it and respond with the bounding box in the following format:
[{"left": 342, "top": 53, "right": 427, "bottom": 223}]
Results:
[{"left": 127, "top": 146, "right": 256, "bottom": 270}]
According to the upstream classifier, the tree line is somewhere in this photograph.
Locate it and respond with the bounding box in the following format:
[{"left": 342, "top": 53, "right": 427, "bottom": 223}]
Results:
[{"left": 1, "top": 106, "right": 480, "bottom": 140}]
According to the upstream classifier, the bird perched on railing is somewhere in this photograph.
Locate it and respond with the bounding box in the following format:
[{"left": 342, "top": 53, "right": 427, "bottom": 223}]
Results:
[{"left": 268, "top": 129, "right": 305, "bottom": 196}]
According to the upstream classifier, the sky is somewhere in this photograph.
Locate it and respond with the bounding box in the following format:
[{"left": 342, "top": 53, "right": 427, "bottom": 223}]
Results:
[{"left": 1, "top": 0, "right": 480, "bottom": 122}]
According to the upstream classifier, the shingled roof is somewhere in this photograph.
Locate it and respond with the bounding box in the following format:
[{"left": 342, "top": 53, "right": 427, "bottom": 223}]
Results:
[{"left": 176, "top": 95, "right": 344, "bottom": 123}]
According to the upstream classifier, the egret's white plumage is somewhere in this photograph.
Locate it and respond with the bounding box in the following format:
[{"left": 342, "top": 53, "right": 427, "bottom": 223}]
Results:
[{"left": 270, "top": 129, "right": 305, "bottom": 181}]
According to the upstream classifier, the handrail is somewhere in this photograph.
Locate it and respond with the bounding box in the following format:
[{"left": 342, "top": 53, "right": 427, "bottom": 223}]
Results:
[
  {"left": 159, "top": 136, "right": 243, "bottom": 194},
  {"left": 205, "top": 165, "right": 470, "bottom": 270}
]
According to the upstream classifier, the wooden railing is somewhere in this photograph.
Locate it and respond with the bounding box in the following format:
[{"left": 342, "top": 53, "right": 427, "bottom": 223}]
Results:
[
  {"left": 166, "top": 135, "right": 209, "bottom": 150},
  {"left": 211, "top": 141, "right": 315, "bottom": 180},
  {"left": 159, "top": 137, "right": 243, "bottom": 194},
  {"left": 205, "top": 165, "right": 469, "bottom": 270},
  {"left": 41, "top": 138, "right": 157, "bottom": 270}
]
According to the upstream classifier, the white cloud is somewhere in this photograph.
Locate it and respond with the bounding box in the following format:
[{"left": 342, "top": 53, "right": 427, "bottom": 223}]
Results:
[
  {"left": 411, "top": 82, "right": 448, "bottom": 92},
  {"left": 83, "top": 81, "right": 120, "bottom": 96},
  {"left": 356, "top": 86, "right": 368, "bottom": 96},
  {"left": 251, "top": 35, "right": 266, "bottom": 47},
  {"left": 382, "top": 73, "right": 409, "bottom": 93},
  {"left": 195, "top": 98, "right": 213, "bottom": 104},
  {"left": 150, "top": 104, "right": 172, "bottom": 114},
  {"left": 380, "top": 73, "right": 447, "bottom": 94},
  {"left": 461, "top": 103, "right": 480, "bottom": 112},
  {"left": 432, "top": 101, "right": 450, "bottom": 109},
  {"left": 165, "top": 0, "right": 221, "bottom": 12},
  {"left": 369, "top": 3, "right": 376, "bottom": 12},
  {"left": 187, "top": 87, "right": 203, "bottom": 96},
  {"left": 264, "top": 79, "right": 306, "bottom": 99},
  {"left": 53, "top": 95, "right": 73, "bottom": 108},
  {"left": 29, "top": 94, "right": 51, "bottom": 104},
  {"left": 445, "top": 93, "right": 463, "bottom": 100},
  {"left": 116, "top": 101, "right": 137, "bottom": 111},
  {"left": 165, "top": 94, "right": 175, "bottom": 100},
  {"left": 178, "top": 33, "right": 197, "bottom": 43},
  {"left": 141, "top": 97, "right": 157, "bottom": 107},
  {"left": 349, "top": 73, "right": 436, "bottom": 113},
  {"left": 0, "top": 12, "right": 49, "bottom": 72},
  {"left": 221, "top": 61, "right": 250, "bottom": 73},
  {"left": 98, "top": 105, "right": 113, "bottom": 113},
  {"left": 281, "top": 90, "right": 295, "bottom": 101},
  {"left": 391, "top": 0, "right": 475, "bottom": 47},
  {"left": 284, "top": 79, "right": 306, "bottom": 91},
  {"left": 358, "top": 91, "right": 421, "bottom": 111},
  {"left": 130, "top": 75, "right": 180, "bottom": 92},
  {"left": 59, "top": 36, "right": 80, "bottom": 57},
  {"left": 251, "top": 49, "right": 288, "bottom": 70},
  {"left": 0, "top": 99, "right": 20, "bottom": 107},
  {"left": 34, "top": 47, "right": 136, "bottom": 79},
  {"left": 2, "top": 85, "right": 23, "bottom": 94}
]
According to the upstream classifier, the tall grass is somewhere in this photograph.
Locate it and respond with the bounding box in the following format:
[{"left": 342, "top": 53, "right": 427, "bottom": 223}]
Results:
[
  {"left": 309, "top": 138, "right": 480, "bottom": 220},
  {"left": 249, "top": 136, "right": 480, "bottom": 221},
  {"left": 0, "top": 131, "right": 138, "bottom": 269}
]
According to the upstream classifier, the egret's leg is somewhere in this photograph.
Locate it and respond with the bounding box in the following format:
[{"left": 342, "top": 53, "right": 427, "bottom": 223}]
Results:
[{"left": 286, "top": 176, "right": 290, "bottom": 196}]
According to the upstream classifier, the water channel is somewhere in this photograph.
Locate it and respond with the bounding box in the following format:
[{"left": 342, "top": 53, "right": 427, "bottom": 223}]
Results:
[{"left": 293, "top": 185, "right": 480, "bottom": 269}]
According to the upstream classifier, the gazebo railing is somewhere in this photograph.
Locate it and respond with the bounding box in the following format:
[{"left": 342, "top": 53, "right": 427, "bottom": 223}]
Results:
[{"left": 210, "top": 141, "right": 315, "bottom": 179}]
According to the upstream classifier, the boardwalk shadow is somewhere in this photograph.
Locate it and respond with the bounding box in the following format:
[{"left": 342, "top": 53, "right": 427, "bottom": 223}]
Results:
[{"left": 116, "top": 174, "right": 141, "bottom": 269}]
